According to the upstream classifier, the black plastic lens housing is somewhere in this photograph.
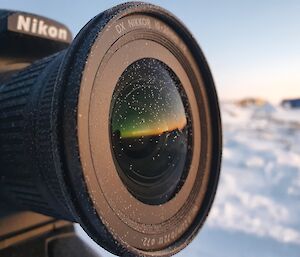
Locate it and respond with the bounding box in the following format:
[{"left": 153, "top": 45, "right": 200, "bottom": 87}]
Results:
[{"left": 0, "top": 2, "right": 222, "bottom": 257}]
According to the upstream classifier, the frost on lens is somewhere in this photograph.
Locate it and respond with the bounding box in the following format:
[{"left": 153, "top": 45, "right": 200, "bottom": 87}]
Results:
[{"left": 109, "top": 58, "right": 193, "bottom": 203}]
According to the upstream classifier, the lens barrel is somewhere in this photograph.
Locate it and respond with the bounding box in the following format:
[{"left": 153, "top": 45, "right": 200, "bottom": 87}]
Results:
[{"left": 0, "top": 2, "right": 222, "bottom": 257}]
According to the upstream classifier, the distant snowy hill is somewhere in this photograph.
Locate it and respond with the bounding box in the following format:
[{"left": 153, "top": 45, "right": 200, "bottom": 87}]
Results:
[
  {"left": 208, "top": 103, "right": 300, "bottom": 243},
  {"left": 77, "top": 102, "right": 300, "bottom": 257}
]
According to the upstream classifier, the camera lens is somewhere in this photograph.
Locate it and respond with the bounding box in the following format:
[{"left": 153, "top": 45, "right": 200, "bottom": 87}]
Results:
[
  {"left": 111, "top": 58, "right": 192, "bottom": 205},
  {"left": 0, "top": 3, "right": 222, "bottom": 257}
]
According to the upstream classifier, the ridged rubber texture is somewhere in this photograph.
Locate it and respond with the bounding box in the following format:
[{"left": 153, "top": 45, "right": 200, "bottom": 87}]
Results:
[{"left": 0, "top": 52, "right": 73, "bottom": 220}]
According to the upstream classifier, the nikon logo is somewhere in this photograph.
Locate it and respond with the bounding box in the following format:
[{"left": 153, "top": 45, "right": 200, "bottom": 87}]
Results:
[{"left": 16, "top": 15, "right": 68, "bottom": 41}]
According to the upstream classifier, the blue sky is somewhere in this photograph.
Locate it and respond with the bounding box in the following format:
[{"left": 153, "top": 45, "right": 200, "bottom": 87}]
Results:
[{"left": 2, "top": 0, "right": 300, "bottom": 102}]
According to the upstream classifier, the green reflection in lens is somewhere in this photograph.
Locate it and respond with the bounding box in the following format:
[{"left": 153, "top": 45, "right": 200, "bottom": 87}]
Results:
[
  {"left": 111, "top": 68, "right": 187, "bottom": 139},
  {"left": 110, "top": 58, "right": 192, "bottom": 205}
]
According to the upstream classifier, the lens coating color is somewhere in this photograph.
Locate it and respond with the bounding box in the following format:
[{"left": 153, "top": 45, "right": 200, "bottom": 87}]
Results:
[{"left": 110, "top": 58, "right": 193, "bottom": 205}]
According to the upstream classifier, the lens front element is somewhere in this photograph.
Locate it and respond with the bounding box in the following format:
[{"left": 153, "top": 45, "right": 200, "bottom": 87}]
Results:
[{"left": 110, "top": 58, "right": 193, "bottom": 205}]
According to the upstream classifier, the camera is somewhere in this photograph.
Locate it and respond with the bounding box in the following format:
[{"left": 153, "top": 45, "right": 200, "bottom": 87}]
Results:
[{"left": 0, "top": 2, "right": 222, "bottom": 257}]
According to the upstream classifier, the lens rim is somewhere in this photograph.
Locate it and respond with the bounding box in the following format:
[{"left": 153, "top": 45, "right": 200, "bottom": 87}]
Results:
[
  {"left": 84, "top": 35, "right": 202, "bottom": 230},
  {"left": 58, "top": 2, "right": 222, "bottom": 257}
]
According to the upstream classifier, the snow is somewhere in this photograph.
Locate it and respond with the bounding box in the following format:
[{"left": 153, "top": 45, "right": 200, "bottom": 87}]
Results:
[{"left": 77, "top": 102, "right": 300, "bottom": 257}]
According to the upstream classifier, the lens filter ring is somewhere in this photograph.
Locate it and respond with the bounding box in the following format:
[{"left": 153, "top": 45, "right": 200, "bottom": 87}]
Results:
[{"left": 59, "top": 2, "right": 222, "bottom": 256}]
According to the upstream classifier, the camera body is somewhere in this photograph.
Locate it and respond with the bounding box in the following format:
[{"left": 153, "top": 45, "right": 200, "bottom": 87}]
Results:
[
  {"left": 0, "top": 10, "right": 101, "bottom": 257},
  {"left": 0, "top": 10, "right": 102, "bottom": 257},
  {"left": 0, "top": 10, "right": 71, "bottom": 80},
  {"left": 0, "top": 3, "right": 222, "bottom": 257}
]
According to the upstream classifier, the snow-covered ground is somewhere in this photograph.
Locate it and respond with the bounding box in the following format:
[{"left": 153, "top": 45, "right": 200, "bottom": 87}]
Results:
[{"left": 78, "top": 102, "right": 300, "bottom": 257}]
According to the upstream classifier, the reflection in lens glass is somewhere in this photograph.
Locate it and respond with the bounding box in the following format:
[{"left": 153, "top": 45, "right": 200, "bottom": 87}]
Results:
[{"left": 110, "top": 58, "right": 193, "bottom": 205}]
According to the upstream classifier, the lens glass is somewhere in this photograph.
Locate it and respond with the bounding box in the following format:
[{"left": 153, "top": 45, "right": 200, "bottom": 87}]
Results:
[{"left": 110, "top": 58, "right": 192, "bottom": 205}]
